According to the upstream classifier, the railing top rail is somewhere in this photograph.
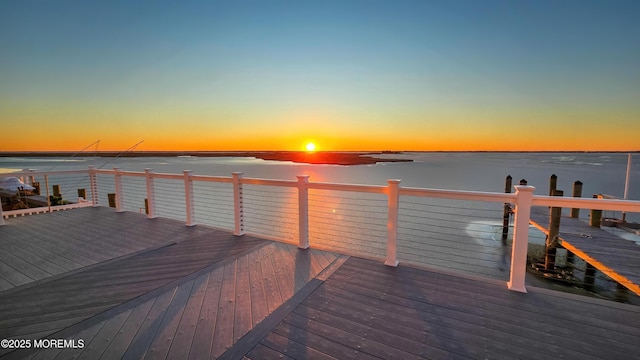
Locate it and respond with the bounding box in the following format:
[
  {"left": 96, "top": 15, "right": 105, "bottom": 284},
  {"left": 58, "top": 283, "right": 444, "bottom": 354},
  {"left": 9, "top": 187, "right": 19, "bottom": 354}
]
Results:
[
  {"left": 0, "top": 169, "right": 90, "bottom": 177},
  {"left": 532, "top": 195, "right": 640, "bottom": 212},
  {"left": 400, "top": 186, "right": 517, "bottom": 203},
  {"left": 241, "top": 178, "right": 297, "bottom": 187},
  {"left": 308, "top": 182, "right": 387, "bottom": 194},
  {"left": 191, "top": 174, "right": 234, "bottom": 183}
]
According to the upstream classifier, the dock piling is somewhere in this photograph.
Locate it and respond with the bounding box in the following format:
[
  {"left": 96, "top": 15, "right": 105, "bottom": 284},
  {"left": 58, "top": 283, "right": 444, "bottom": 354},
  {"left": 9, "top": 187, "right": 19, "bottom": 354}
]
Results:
[
  {"left": 545, "top": 189, "right": 563, "bottom": 270},
  {"left": 108, "top": 193, "right": 116, "bottom": 208},
  {"left": 589, "top": 194, "right": 602, "bottom": 228},
  {"left": 502, "top": 175, "right": 513, "bottom": 245},
  {"left": 570, "top": 181, "right": 582, "bottom": 218},
  {"left": 549, "top": 174, "right": 557, "bottom": 196}
]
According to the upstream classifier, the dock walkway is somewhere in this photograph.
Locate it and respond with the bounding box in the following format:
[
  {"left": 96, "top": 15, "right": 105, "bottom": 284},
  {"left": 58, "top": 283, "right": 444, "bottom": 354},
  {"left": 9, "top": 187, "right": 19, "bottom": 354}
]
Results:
[
  {"left": 529, "top": 206, "right": 640, "bottom": 296},
  {"left": 1, "top": 208, "right": 639, "bottom": 359}
]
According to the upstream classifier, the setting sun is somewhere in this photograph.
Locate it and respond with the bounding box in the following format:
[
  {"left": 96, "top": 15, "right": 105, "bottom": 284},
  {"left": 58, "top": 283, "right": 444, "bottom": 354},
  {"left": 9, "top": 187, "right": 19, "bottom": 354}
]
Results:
[{"left": 305, "top": 142, "right": 317, "bottom": 152}]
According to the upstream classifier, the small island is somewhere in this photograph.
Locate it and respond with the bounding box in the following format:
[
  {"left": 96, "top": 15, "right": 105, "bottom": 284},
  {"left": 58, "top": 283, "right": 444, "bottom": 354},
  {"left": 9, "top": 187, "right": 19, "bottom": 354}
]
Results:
[
  {"left": 254, "top": 151, "right": 412, "bottom": 165},
  {"left": 0, "top": 151, "right": 413, "bottom": 166}
]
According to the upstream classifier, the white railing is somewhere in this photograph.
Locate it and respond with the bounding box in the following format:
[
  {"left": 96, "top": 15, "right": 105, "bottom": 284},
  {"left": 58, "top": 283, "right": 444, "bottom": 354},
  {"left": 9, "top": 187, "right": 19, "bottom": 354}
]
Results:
[{"left": 2, "top": 167, "right": 640, "bottom": 293}]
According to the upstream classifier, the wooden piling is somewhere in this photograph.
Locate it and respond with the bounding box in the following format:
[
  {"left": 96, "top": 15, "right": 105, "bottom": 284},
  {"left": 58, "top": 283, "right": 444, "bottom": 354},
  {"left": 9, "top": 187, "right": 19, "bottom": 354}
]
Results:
[
  {"left": 570, "top": 181, "right": 582, "bottom": 218},
  {"left": 53, "top": 185, "right": 61, "bottom": 197},
  {"left": 549, "top": 174, "right": 557, "bottom": 196},
  {"left": 501, "top": 175, "right": 512, "bottom": 244},
  {"left": 519, "top": 179, "right": 527, "bottom": 186},
  {"left": 33, "top": 182, "right": 40, "bottom": 195},
  {"left": 144, "top": 198, "right": 149, "bottom": 215},
  {"left": 108, "top": 193, "right": 116, "bottom": 208},
  {"left": 590, "top": 194, "right": 602, "bottom": 228},
  {"left": 77, "top": 188, "right": 86, "bottom": 200},
  {"left": 584, "top": 263, "right": 597, "bottom": 292},
  {"left": 545, "top": 189, "right": 563, "bottom": 270}
]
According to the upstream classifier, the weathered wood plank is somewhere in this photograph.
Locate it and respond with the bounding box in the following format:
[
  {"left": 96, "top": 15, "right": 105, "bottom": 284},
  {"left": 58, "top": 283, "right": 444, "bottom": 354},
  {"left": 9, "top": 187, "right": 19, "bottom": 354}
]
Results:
[
  {"left": 211, "top": 260, "right": 238, "bottom": 358},
  {"left": 247, "top": 247, "right": 269, "bottom": 327},
  {"left": 99, "top": 297, "right": 155, "bottom": 359},
  {"left": 0, "top": 261, "right": 33, "bottom": 287},
  {"left": 75, "top": 308, "right": 133, "bottom": 360},
  {"left": 218, "top": 278, "right": 325, "bottom": 360},
  {"left": 270, "top": 321, "right": 380, "bottom": 360},
  {"left": 143, "top": 279, "right": 195, "bottom": 359},
  {"left": 285, "top": 311, "right": 424, "bottom": 360},
  {"left": 0, "top": 243, "right": 67, "bottom": 277},
  {"left": 245, "top": 341, "right": 296, "bottom": 360},
  {"left": 283, "top": 245, "right": 316, "bottom": 290},
  {"left": 234, "top": 254, "right": 253, "bottom": 343},
  {"left": 188, "top": 270, "right": 223, "bottom": 360},
  {"left": 254, "top": 332, "right": 332, "bottom": 360},
  {"left": 292, "top": 303, "right": 457, "bottom": 360},
  {"left": 31, "top": 319, "right": 105, "bottom": 360},
  {"left": 326, "top": 259, "right": 636, "bottom": 358},
  {"left": 257, "top": 245, "right": 284, "bottom": 313},
  {"left": 266, "top": 243, "right": 295, "bottom": 300},
  {"left": 337, "top": 258, "right": 640, "bottom": 342},
  {"left": 120, "top": 288, "right": 177, "bottom": 359},
  {"left": 166, "top": 272, "right": 210, "bottom": 360}
]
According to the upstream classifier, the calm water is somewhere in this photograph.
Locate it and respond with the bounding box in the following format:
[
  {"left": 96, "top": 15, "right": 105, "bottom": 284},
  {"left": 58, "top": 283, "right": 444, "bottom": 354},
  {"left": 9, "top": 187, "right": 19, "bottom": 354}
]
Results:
[{"left": 2, "top": 152, "right": 638, "bottom": 200}]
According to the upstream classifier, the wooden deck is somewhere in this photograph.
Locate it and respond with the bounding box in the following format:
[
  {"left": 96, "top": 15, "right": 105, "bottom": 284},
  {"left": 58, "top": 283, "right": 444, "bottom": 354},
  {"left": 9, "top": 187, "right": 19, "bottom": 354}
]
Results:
[
  {"left": 1, "top": 208, "right": 639, "bottom": 359},
  {"left": 529, "top": 206, "right": 640, "bottom": 296}
]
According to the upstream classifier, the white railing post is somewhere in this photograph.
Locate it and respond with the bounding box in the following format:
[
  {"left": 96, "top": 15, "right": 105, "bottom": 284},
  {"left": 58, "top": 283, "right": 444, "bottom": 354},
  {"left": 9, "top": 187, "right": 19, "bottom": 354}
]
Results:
[
  {"left": 184, "top": 170, "right": 195, "bottom": 226},
  {"left": 88, "top": 166, "right": 98, "bottom": 207},
  {"left": 145, "top": 168, "right": 157, "bottom": 218},
  {"left": 507, "top": 184, "right": 535, "bottom": 293},
  {"left": 232, "top": 172, "right": 245, "bottom": 236},
  {"left": 297, "top": 175, "right": 310, "bottom": 249},
  {"left": 114, "top": 167, "right": 124, "bottom": 212},
  {"left": 386, "top": 179, "right": 401, "bottom": 267}
]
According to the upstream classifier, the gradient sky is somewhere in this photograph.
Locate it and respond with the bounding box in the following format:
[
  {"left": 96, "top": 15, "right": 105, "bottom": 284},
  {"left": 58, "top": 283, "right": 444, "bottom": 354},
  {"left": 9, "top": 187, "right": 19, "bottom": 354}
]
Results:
[{"left": 1, "top": 0, "right": 639, "bottom": 151}]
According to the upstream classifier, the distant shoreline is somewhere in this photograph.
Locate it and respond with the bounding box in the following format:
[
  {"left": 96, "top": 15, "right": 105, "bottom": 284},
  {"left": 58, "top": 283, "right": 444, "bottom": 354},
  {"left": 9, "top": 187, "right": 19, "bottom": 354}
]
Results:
[
  {"left": 0, "top": 151, "right": 414, "bottom": 166},
  {"left": 0, "top": 150, "right": 637, "bottom": 166}
]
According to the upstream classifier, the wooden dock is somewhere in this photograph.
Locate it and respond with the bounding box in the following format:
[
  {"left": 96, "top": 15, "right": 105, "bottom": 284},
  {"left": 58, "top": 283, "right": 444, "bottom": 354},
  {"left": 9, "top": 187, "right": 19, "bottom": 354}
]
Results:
[
  {"left": 529, "top": 206, "right": 640, "bottom": 296},
  {"left": 1, "top": 208, "right": 639, "bottom": 359}
]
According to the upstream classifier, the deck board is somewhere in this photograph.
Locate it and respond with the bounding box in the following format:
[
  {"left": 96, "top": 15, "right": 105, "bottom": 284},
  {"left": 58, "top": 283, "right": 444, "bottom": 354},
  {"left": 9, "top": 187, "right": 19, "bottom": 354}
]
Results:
[
  {"left": 166, "top": 272, "right": 209, "bottom": 360},
  {"left": 258, "top": 245, "right": 285, "bottom": 313},
  {"left": 248, "top": 249, "right": 269, "bottom": 327},
  {"left": 0, "top": 207, "right": 218, "bottom": 291},
  {"left": 241, "top": 257, "right": 640, "bottom": 360},
  {"left": 188, "top": 271, "right": 222, "bottom": 360}
]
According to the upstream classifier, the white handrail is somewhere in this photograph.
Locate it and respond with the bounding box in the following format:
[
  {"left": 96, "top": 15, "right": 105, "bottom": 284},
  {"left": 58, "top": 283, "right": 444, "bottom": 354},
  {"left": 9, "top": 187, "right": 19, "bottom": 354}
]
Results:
[
  {"left": 400, "top": 187, "right": 516, "bottom": 203},
  {"left": 0, "top": 169, "right": 90, "bottom": 177},
  {"left": 532, "top": 195, "right": 640, "bottom": 212}
]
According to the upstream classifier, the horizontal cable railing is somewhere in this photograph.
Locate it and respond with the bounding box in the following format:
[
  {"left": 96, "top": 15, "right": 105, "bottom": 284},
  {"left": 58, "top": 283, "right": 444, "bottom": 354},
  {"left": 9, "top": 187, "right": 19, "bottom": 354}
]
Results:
[
  {"left": 398, "top": 197, "right": 511, "bottom": 279},
  {"left": 242, "top": 183, "right": 299, "bottom": 243},
  {"left": 2, "top": 167, "right": 639, "bottom": 294},
  {"left": 308, "top": 188, "right": 388, "bottom": 260},
  {"left": 193, "top": 181, "right": 235, "bottom": 230}
]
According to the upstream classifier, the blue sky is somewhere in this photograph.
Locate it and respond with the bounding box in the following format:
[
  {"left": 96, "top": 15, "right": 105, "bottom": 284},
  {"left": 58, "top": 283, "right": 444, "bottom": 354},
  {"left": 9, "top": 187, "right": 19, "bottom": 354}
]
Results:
[{"left": 1, "top": 0, "right": 639, "bottom": 151}]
